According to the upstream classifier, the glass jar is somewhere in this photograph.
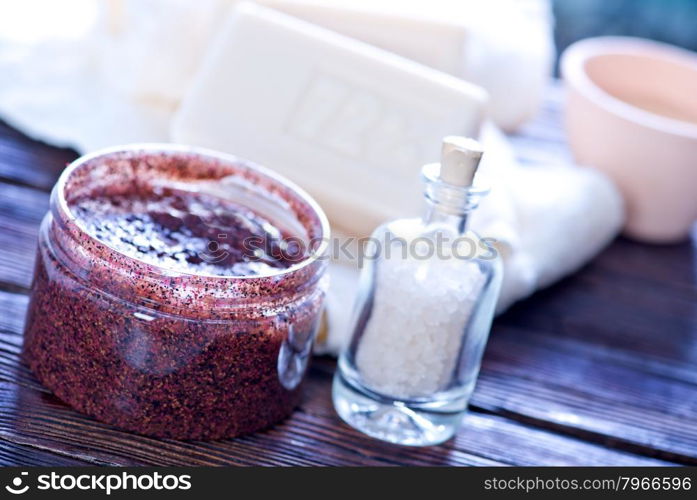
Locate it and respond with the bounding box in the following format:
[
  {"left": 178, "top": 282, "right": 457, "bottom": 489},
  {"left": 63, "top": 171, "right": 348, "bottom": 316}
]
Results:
[{"left": 23, "top": 145, "right": 329, "bottom": 440}]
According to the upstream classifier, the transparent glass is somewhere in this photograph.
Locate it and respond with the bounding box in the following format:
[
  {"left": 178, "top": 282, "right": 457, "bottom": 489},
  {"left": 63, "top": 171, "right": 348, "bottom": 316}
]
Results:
[
  {"left": 333, "top": 163, "right": 503, "bottom": 446},
  {"left": 23, "top": 145, "right": 329, "bottom": 440}
]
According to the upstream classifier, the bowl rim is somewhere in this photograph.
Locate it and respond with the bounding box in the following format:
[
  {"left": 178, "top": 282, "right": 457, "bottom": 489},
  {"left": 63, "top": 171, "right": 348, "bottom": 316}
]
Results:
[{"left": 561, "top": 36, "right": 697, "bottom": 139}]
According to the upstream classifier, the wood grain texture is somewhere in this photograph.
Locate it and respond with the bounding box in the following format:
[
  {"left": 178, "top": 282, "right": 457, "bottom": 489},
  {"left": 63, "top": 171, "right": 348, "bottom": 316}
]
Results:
[
  {"left": 0, "top": 290, "right": 669, "bottom": 466},
  {"left": 0, "top": 120, "right": 76, "bottom": 191},
  {"left": 0, "top": 440, "right": 93, "bottom": 466},
  {"left": 0, "top": 83, "right": 694, "bottom": 466},
  {"left": 0, "top": 183, "right": 47, "bottom": 291}
]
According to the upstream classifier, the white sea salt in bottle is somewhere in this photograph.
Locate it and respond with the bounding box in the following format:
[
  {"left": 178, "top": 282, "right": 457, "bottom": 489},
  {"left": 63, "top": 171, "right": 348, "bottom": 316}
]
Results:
[{"left": 333, "top": 136, "right": 503, "bottom": 446}]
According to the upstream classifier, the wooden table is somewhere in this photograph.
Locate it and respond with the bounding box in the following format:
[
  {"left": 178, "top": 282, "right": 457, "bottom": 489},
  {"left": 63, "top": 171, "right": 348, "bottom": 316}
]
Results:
[{"left": 0, "top": 87, "right": 695, "bottom": 466}]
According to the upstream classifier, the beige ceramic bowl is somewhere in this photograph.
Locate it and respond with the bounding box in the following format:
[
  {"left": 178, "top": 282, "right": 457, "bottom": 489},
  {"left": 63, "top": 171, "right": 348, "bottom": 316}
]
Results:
[{"left": 562, "top": 37, "right": 697, "bottom": 243}]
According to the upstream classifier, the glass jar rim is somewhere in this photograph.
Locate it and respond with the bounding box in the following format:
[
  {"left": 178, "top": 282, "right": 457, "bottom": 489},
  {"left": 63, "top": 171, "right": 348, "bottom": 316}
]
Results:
[
  {"left": 44, "top": 144, "right": 331, "bottom": 317},
  {"left": 52, "top": 143, "right": 331, "bottom": 281}
]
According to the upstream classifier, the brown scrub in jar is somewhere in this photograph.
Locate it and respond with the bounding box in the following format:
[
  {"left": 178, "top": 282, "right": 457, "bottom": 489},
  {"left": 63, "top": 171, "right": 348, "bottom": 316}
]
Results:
[{"left": 23, "top": 146, "right": 329, "bottom": 439}]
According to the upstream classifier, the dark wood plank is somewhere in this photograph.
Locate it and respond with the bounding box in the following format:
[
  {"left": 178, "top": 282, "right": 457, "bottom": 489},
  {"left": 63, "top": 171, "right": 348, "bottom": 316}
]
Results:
[
  {"left": 0, "top": 289, "right": 671, "bottom": 466},
  {"left": 0, "top": 182, "right": 48, "bottom": 291},
  {"left": 499, "top": 239, "right": 697, "bottom": 364},
  {"left": 0, "top": 119, "right": 76, "bottom": 191},
  {"left": 306, "top": 360, "right": 671, "bottom": 466},
  {"left": 474, "top": 328, "right": 697, "bottom": 463},
  {"left": 0, "top": 439, "right": 93, "bottom": 466},
  {"left": 467, "top": 248, "right": 697, "bottom": 463}
]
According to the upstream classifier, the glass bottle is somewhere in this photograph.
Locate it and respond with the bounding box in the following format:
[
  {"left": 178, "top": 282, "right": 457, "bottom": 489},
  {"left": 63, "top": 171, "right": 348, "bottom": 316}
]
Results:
[{"left": 333, "top": 136, "right": 503, "bottom": 446}]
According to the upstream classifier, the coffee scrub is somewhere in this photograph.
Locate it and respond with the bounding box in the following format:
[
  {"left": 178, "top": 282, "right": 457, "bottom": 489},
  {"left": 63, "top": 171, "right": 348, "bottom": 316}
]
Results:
[{"left": 23, "top": 145, "right": 329, "bottom": 440}]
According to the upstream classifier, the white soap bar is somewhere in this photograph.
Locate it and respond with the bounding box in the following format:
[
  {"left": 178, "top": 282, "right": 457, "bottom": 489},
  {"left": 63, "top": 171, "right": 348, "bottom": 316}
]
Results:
[
  {"left": 258, "top": 0, "right": 554, "bottom": 131},
  {"left": 259, "top": 0, "right": 470, "bottom": 75},
  {"left": 172, "top": 2, "right": 486, "bottom": 236}
]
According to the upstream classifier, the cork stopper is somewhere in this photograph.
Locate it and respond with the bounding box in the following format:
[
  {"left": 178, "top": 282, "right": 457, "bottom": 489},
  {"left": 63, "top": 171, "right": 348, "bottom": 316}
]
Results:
[{"left": 440, "top": 136, "right": 484, "bottom": 187}]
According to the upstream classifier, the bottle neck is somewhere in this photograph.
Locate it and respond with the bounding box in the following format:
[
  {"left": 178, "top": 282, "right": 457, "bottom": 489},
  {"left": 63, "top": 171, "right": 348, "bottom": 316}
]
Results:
[
  {"left": 420, "top": 163, "right": 488, "bottom": 236},
  {"left": 422, "top": 202, "right": 470, "bottom": 235}
]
